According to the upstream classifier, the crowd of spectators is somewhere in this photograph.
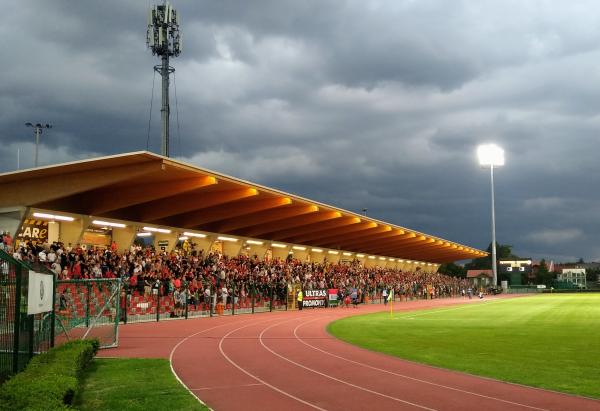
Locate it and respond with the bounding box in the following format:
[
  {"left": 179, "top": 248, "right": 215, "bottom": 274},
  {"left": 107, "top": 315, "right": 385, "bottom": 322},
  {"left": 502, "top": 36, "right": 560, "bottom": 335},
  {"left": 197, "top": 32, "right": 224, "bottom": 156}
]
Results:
[{"left": 8, "top": 239, "right": 471, "bottom": 310}]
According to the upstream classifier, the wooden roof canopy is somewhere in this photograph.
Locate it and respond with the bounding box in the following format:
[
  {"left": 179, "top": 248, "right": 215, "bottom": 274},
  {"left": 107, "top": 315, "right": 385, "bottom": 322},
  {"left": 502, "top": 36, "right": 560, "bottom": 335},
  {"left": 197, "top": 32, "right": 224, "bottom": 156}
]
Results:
[{"left": 0, "top": 151, "right": 487, "bottom": 263}]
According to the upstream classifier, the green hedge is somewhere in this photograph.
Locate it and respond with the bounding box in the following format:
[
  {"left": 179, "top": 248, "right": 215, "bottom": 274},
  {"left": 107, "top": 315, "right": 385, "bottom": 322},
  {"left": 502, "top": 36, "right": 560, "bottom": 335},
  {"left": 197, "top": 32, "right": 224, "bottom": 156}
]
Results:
[{"left": 0, "top": 339, "right": 99, "bottom": 411}]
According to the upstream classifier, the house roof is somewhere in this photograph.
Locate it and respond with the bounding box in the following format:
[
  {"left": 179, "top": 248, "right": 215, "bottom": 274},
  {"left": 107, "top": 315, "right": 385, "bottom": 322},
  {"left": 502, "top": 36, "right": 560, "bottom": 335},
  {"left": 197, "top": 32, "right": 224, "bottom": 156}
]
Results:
[{"left": 466, "top": 269, "right": 494, "bottom": 278}]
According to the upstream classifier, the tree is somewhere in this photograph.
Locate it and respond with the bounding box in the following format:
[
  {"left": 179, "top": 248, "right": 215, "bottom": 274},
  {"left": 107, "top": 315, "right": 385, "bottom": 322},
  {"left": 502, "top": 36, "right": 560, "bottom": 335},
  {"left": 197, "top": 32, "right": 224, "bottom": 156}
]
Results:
[
  {"left": 438, "top": 262, "right": 466, "bottom": 278},
  {"left": 464, "top": 242, "right": 518, "bottom": 270},
  {"left": 535, "top": 259, "right": 555, "bottom": 287}
]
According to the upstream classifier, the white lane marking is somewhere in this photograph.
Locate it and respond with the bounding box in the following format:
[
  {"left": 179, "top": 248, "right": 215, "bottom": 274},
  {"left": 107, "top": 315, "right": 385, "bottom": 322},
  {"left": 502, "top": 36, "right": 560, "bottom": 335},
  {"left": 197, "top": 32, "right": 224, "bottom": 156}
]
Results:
[
  {"left": 259, "top": 319, "right": 438, "bottom": 411},
  {"left": 190, "top": 383, "right": 263, "bottom": 391},
  {"left": 295, "top": 318, "right": 548, "bottom": 411},
  {"left": 218, "top": 319, "right": 329, "bottom": 411},
  {"left": 169, "top": 319, "right": 249, "bottom": 410}
]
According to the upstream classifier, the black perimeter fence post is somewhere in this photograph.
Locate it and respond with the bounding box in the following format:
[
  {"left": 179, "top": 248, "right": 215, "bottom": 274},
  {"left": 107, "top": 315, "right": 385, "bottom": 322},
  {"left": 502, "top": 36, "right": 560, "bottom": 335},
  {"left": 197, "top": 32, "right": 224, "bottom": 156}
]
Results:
[
  {"left": 156, "top": 287, "right": 160, "bottom": 322},
  {"left": 210, "top": 284, "right": 215, "bottom": 317},
  {"left": 123, "top": 285, "right": 128, "bottom": 324},
  {"left": 12, "top": 264, "right": 22, "bottom": 374},
  {"left": 270, "top": 285, "right": 274, "bottom": 312},
  {"left": 185, "top": 286, "right": 189, "bottom": 319},
  {"left": 85, "top": 282, "right": 91, "bottom": 328},
  {"left": 209, "top": 285, "right": 213, "bottom": 317},
  {"left": 231, "top": 281, "right": 235, "bottom": 316},
  {"left": 50, "top": 275, "right": 55, "bottom": 348},
  {"left": 27, "top": 315, "right": 34, "bottom": 360}
]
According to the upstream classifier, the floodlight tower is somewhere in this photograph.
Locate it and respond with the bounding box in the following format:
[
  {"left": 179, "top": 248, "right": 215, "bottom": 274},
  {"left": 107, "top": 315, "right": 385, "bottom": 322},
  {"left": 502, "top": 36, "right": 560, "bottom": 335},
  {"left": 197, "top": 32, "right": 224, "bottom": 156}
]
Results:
[
  {"left": 147, "top": 2, "right": 182, "bottom": 158},
  {"left": 477, "top": 143, "right": 505, "bottom": 287},
  {"left": 25, "top": 122, "right": 52, "bottom": 167}
]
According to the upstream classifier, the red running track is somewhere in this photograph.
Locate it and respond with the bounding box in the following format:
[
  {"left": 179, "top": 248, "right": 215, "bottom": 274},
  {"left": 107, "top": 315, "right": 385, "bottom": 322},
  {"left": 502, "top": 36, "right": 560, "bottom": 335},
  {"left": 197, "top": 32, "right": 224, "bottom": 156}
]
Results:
[{"left": 99, "top": 297, "right": 600, "bottom": 411}]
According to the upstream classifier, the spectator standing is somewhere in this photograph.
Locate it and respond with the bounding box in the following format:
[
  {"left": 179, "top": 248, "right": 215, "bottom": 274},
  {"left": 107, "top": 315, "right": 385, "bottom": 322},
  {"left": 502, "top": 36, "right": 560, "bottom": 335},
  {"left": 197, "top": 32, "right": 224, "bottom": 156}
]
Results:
[{"left": 297, "top": 289, "right": 303, "bottom": 311}]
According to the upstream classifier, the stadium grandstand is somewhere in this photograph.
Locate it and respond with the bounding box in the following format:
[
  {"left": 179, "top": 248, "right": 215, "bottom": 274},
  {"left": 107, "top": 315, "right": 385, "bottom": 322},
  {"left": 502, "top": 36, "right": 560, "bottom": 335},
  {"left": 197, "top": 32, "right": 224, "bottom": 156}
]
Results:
[{"left": 0, "top": 151, "right": 486, "bottom": 327}]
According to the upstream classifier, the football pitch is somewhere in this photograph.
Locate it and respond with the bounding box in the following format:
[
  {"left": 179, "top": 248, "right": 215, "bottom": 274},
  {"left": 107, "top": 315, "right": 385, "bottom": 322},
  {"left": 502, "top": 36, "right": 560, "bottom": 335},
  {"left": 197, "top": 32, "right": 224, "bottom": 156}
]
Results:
[{"left": 328, "top": 294, "right": 600, "bottom": 399}]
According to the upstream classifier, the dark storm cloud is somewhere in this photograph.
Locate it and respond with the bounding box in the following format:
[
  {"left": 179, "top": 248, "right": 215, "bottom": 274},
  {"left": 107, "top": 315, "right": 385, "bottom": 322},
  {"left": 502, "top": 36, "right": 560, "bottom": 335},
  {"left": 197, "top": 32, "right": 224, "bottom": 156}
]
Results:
[{"left": 2, "top": 0, "right": 600, "bottom": 262}]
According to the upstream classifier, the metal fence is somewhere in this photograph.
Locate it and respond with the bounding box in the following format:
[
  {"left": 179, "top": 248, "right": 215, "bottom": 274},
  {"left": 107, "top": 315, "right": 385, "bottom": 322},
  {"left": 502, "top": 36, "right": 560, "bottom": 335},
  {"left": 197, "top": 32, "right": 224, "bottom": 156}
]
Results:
[
  {"left": 55, "top": 279, "right": 121, "bottom": 349},
  {"left": 0, "top": 250, "right": 53, "bottom": 382},
  {"left": 121, "top": 282, "right": 289, "bottom": 324}
]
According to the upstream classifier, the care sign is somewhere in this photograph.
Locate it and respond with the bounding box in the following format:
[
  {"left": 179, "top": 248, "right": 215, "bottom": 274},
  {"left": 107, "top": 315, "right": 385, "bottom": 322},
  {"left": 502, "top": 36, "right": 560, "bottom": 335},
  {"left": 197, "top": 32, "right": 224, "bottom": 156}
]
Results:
[
  {"left": 302, "top": 289, "right": 327, "bottom": 307},
  {"left": 16, "top": 218, "right": 49, "bottom": 246},
  {"left": 27, "top": 271, "right": 54, "bottom": 315}
]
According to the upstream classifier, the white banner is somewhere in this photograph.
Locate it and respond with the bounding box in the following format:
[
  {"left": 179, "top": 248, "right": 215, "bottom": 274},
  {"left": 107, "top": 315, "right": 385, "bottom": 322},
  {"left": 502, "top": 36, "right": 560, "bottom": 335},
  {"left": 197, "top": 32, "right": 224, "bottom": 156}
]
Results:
[{"left": 27, "top": 271, "right": 54, "bottom": 314}]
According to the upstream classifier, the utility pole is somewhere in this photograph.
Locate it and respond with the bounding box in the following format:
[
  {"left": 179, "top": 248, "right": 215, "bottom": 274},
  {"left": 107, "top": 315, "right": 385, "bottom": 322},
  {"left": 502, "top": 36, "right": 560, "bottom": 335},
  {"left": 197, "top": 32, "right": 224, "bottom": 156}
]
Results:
[
  {"left": 25, "top": 123, "right": 52, "bottom": 167},
  {"left": 147, "top": 2, "right": 182, "bottom": 158}
]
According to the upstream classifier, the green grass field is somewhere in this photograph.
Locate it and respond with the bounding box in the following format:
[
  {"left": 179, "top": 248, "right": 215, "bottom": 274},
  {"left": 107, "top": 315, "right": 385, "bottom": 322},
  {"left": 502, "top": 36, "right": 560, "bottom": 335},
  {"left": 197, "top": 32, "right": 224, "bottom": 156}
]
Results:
[
  {"left": 329, "top": 294, "right": 600, "bottom": 398},
  {"left": 73, "top": 358, "right": 208, "bottom": 411}
]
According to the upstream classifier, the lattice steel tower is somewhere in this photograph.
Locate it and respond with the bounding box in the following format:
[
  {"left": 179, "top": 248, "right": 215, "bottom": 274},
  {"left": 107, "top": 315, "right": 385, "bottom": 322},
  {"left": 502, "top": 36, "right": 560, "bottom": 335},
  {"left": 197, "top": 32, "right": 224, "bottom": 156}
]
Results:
[{"left": 147, "top": 2, "right": 182, "bottom": 157}]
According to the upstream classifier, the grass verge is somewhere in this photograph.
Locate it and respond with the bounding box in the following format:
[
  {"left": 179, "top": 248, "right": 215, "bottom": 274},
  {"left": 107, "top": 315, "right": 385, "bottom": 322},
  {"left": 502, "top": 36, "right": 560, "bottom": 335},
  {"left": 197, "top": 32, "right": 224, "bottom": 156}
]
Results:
[
  {"left": 73, "top": 358, "right": 209, "bottom": 411},
  {"left": 328, "top": 294, "right": 600, "bottom": 398}
]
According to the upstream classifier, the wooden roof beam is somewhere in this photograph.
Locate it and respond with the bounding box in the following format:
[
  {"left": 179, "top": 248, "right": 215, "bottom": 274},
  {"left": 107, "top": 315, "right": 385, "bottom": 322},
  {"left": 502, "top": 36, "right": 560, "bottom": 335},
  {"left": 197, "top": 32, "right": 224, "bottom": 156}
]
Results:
[
  {"left": 321, "top": 229, "right": 408, "bottom": 250},
  {"left": 215, "top": 205, "right": 319, "bottom": 233},
  {"left": 356, "top": 235, "right": 427, "bottom": 253},
  {"left": 0, "top": 161, "right": 161, "bottom": 208},
  {"left": 312, "top": 225, "right": 394, "bottom": 248},
  {"left": 366, "top": 240, "right": 439, "bottom": 256},
  {"left": 171, "top": 197, "right": 291, "bottom": 228},
  {"left": 90, "top": 176, "right": 217, "bottom": 215},
  {"left": 141, "top": 188, "right": 258, "bottom": 222},
  {"left": 271, "top": 216, "right": 359, "bottom": 241},
  {"left": 286, "top": 220, "right": 373, "bottom": 244},
  {"left": 239, "top": 211, "right": 342, "bottom": 238},
  {"left": 400, "top": 250, "right": 471, "bottom": 263}
]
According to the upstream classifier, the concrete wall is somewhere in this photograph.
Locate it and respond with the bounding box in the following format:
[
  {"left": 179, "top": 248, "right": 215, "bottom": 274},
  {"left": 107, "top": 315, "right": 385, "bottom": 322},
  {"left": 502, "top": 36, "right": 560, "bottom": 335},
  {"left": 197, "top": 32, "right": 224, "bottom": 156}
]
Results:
[
  {"left": 0, "top": 208, "right": 26, "bottom": 237},
  {"left": 47, "top": 221, "right": 59, "bottom": 243},
  {"left": 153, "top": 232, "right": 178, "bottom": 253},
  {"left": 190, "top": 236, "right": 213, "bottom": 255},
  {"left": 222, "top": 240, "right": 242, "bottom": 256},
  {"left": 271, "top": 247, "right": 290, "bottom": 261},
  {"left": 111, "top": 226, "right": 136, "bottom": 252},
  {"left": 241, "top": 243, "right": 268, "bottom": 259},
  {"left": 310, "top": 251, "right": 326, "bottom": 263},
  {"left": 59, "top": 218, "right": 88, "bottom": 246},
  {"left": 290, "top": 248, "right": 309, "bottom": 262}
]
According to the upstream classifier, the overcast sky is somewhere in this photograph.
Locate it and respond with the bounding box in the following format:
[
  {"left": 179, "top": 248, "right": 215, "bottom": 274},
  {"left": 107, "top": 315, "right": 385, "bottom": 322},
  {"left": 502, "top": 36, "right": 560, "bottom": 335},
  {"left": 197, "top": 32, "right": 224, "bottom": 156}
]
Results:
[{"left": 2, "top": 1, "right": 600, "bottom": 262}]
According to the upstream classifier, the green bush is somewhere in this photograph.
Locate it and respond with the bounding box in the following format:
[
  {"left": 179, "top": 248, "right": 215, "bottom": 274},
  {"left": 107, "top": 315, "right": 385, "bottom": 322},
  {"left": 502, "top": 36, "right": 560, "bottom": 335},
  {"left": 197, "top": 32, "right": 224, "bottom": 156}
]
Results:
[{"left": 0, "top": 339, "right": 99, "bottom": 411}]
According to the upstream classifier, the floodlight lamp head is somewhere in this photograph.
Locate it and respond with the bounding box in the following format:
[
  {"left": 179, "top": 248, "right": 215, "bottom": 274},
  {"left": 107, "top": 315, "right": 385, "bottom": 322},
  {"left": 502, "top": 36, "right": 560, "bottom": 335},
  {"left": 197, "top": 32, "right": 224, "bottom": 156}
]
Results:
[
  {"left": 25, "top": 122, "right": 32, "bottom": 127},
  {"left": 477, "top": 143, "right": 505, "bottom": 167}
]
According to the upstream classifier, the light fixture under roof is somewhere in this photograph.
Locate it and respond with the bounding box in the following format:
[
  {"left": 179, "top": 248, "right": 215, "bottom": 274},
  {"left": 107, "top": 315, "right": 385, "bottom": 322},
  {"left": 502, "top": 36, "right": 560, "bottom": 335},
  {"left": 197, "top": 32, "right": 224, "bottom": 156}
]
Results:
[
  {"left": 271, "top": 243, "right": 287, "bottom": 248},
  {"left": 93, "top": 220, "right": 126, "bottom": 228},
  {"left": 183, "top": 231, "right": 206, "bottom": 238},
  {"left": 33, "top": 212, "right": 74, "bottom": 222},
  {"left": 368, "top": 256, "right": 376, "bottom": 259},
  {"left": 292, "top": 246, "right": 306, "bottom": 251},
  {"left": 356, "top": 254, "right": 365, "bottom": 258},
  {"left": 343, "top": 252, "right": 352, "bottom": 256},
  {"left": 143, "top": 226, "right": 171, "bottom": 234},
  {"left": 137, "top": 232, "right": 152, "bottom": 237},
  {"left": 311, "top": 248, "right": 323, "bottom": 253},
  {"left": 217, "top": 236, "right": 238, "bottom": 242},
  {"left": 246, "top": 240, "right": 263, "bottom": 245},
  {"left": 178, "top": 236, "right": 189, "bottom": 240},
  {"left": 328, "top": 250, "right": 339, "bottom": 255}
]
